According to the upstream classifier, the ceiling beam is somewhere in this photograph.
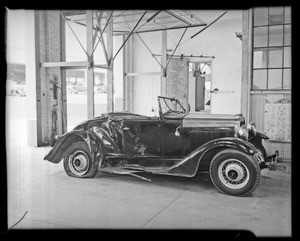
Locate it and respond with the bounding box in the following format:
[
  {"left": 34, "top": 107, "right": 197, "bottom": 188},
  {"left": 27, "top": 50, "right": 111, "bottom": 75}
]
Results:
[
  {"left": 41, "top": 61, "right": 89, "bottom": 68},
  {"left": 125, "top": 72, "right": 161, "bottom": 76},
  {"left": 165, "top": 10, "right": 192, "bottom": 26},
  {"left": 134, "top": 23, "right": 206, "bottom": 34}
]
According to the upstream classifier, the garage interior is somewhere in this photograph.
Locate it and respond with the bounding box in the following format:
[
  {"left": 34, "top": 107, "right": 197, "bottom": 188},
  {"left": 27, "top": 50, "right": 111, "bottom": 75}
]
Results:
[{"left": 6, "top": 8, "right": 291, "bottom": 236}]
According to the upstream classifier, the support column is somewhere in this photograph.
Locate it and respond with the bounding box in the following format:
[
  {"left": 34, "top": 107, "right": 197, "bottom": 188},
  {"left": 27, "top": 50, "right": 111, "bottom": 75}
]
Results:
[
  {"left": 241, "top": 9, "right": 252, "bottom": 123},
  {"left": 161, "top": 30, "right": 167, "bottom": 96},
  {"left": 124, "top": 35, "right": 134, "bottom": 112},
  {"left": 60, "top": 13, "right": 67, "bottom": 133},
  {"left": 28, "top": 10, "right": 64, "bottom": 146},
  {"left": 25, "top": 10, "right": 41, "bottom": 146},
  {"left": 86, "top": 10, "right": 95, "bottom": 119},
  {"left": 106, "top": 11, "right": 114, "bottom": 112}
]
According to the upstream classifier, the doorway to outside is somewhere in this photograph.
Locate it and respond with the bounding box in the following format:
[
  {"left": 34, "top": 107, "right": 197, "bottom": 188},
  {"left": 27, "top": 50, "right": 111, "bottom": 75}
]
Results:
[
  {"left": 188, "top": 61, "right": 212, "bottom": 112},
  {"left": 65, "top": 69, "right": 108, "bottom": 131}
]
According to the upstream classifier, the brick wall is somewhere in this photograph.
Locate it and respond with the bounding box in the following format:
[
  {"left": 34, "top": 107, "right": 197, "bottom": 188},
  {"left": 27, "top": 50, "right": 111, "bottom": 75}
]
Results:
[{"left": 38, "top": 11, "right": 64, "bottom": 145}]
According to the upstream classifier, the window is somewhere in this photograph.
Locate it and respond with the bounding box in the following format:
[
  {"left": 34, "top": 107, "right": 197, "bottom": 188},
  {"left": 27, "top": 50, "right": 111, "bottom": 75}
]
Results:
[{"left": 252, "top": 6, "right": 291, "bottom": 90}]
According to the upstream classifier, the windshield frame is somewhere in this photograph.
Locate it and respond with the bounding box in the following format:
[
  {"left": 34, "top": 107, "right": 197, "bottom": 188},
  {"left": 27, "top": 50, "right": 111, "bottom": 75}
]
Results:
[{"left": 157, "top": 96, "right": 187, "bottom": 119}]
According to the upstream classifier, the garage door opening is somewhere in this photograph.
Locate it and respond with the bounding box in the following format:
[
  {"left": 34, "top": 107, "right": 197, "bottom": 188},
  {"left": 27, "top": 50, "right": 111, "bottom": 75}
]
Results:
[
  {"left": 188, "top": 61, "right": 212, "bottom": 112},
  {"left": 65, "top": 69, "right": 108, "bottom": 131},
  {"left": 66, "top": 69, "right": 88, "bottom": 131}
]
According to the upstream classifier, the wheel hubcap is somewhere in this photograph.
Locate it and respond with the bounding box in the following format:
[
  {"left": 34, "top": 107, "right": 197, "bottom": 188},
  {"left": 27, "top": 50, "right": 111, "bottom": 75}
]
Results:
[
  {"left": 218, "top": 159, "right": 250, "bottom": 189},
  {"left": 74, "top": 159, "right": 81, "bottom": 167},
  {"left": 68, "top": 150, "right": 89, "bottom": 176}
]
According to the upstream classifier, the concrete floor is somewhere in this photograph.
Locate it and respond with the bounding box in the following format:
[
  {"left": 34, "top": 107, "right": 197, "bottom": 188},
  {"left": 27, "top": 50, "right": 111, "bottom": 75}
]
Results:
[{"left": 6, "top": 96, "right": 292, "bottom": 236}]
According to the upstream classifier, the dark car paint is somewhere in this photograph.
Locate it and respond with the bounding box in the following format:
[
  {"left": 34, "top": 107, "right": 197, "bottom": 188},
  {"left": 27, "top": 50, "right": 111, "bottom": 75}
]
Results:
[
  {"left": 44, "top": 111, "right": 259, "bottom": 178},
  {"left": 248, "top": 131, "right": 269, "bottom": 159}
]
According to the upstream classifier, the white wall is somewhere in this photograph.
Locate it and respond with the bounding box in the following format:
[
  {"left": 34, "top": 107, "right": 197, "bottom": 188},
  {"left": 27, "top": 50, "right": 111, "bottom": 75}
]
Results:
[
  {"left": 132, "top": 10, "right": 243, "bottom": 115},
  {"left": 133, "top": 75, "right": 161, "bottom": 116},
  {"left": 6, "top": 9, "right": 26, "bottom": 64},
  {"left": 132, "top": 31, "right": 162, "bottom": 116},
  {"left": 132, "top": 31, "right": 162, "bottom": 73}
]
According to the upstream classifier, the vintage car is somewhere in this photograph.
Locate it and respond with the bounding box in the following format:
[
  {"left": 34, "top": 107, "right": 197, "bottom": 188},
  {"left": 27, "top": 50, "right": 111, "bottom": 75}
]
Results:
[
  {"left": 95, "top": 84, "right": 107, "bottom": 93},
  {"left": 6, "top": 80, "right": 26, "bottom": 97},
  {"left": 67, "top": 82, "right": 87, "bottom": 94},
  {"left": 44, "top": 96, "right": 274, "bottom": 196}
]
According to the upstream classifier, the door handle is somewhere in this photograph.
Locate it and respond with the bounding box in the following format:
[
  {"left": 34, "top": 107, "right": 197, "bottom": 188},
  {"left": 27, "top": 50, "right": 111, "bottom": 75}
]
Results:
[{"left": 210, "top": 88, "right": 219, "bottom": 93}]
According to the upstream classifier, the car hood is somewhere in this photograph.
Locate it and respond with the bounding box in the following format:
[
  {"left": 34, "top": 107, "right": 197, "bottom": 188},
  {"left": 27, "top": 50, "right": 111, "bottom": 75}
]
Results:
[{"left": 182, "top": 112, "right": 244, "bottom": 128}]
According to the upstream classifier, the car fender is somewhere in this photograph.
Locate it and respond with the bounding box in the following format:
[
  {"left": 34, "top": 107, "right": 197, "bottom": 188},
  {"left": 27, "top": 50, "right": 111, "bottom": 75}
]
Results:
[
  {"left": 165, "top": 137, "right": 257, "bottom": 177},
  {"left": 256, "top": 131, "right": 269, "bottom": 139},
  {"left": 43, "top": 130, "right": 104, "bottom": 166}
]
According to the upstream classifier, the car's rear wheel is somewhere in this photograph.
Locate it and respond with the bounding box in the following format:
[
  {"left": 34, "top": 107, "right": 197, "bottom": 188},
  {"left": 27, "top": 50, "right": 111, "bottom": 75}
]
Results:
[
  {"left": 63, "top": 142, "right": 98, "bottom": 178},
  {"left": 209, "top": 149, "right": 261, "bottom": 196}
]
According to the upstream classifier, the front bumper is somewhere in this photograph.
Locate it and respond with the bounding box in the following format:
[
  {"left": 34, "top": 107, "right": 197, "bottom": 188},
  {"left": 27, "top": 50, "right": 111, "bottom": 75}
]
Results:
[
  {"left": 254, "top": 150, "right": 279, "bottom": 170},
  {"left": 254, "top": 151, "right": 265, "bottom": 165}
]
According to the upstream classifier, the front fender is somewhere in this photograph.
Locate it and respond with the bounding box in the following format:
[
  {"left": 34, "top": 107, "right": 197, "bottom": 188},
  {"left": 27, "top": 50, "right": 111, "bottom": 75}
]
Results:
[
  {"left": 43, "top": 130, "right": 100, "bottom": 164},
  {"left": 165, "top": 137, "right": 258, "bottom": 177},
  {"left": 256, "top": 131, "right": 269, "bottom": 139}
]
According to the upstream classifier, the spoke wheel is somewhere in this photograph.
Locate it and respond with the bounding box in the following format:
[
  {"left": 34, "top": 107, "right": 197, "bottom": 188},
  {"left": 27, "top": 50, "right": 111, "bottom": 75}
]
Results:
[
  {"left": 209, "top": 149, "right": 261, "bottom": 196},
  {"left": 218, "top": 158, "right": 250, "bottom": 189}
]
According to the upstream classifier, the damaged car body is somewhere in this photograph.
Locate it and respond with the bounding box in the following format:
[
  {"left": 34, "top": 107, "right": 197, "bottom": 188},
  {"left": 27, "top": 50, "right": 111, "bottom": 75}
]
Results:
[{"left": 44, "top": 96, "right": 276, "bottom": 196}]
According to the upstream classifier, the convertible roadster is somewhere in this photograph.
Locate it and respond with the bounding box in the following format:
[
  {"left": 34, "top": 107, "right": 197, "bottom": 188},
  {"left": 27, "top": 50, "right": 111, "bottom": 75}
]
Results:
[{"left": 44, "top": 96, "right": 274, "bottom": 196}]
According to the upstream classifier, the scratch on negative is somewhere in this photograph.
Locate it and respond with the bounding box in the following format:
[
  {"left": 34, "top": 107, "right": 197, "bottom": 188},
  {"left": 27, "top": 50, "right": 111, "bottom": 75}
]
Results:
[
  {"left": 140, "top": 184, "right": 193, "bottom": 229},
  {"left": 7, "top": 211, "right": 28, "bottom": 231}
]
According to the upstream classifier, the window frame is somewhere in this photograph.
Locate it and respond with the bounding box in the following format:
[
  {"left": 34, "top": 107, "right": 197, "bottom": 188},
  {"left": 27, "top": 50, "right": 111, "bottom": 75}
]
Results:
[{"left": 251, "top": 6, "right": 291, "bottom": 91}]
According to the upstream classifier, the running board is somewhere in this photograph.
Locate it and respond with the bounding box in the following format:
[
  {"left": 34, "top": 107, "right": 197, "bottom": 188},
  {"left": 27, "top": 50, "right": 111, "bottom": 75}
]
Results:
[{"left": 99, "top": 166, "right": 152, "bottom": 182}]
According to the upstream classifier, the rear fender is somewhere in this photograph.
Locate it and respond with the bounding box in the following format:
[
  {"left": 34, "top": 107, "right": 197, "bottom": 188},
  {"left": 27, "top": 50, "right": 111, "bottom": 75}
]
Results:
[
  {"left": 166, "top": 137, "right": 257, "bottom": 177},
  {"left": 43, "top": 130, "right": 103, "bottom": 165}
]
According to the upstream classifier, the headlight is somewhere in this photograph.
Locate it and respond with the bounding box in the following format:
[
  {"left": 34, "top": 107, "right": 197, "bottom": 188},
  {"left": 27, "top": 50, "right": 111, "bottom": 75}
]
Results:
[
  {"left": 234, "top": 125, "right": 249, "bottom": 141},
  {"left": 247, "top": 122, "right": 256, "bottom": 139}
]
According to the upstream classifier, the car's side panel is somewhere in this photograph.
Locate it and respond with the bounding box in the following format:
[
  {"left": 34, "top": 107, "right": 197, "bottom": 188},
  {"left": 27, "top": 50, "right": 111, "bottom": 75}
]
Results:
[
  {"left": 89, "top": 122, "right": 121, "bottom": 154},
  {"left": 182, "top": 127, "right": 235, "bottom": 156},
  {"left": 160, "top": 137, "right": 257, "bottom": 177},
  {"left": 160, "top": 120, "right": 183, "bottom": 157},
  {"left": 122, "top": 120, "right": 160, "bottom": 156}
]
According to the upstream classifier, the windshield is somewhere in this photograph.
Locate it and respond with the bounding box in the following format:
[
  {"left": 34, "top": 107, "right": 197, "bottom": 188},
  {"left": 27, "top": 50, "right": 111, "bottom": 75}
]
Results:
[{"left": 158, "top": 96, "right": 187, "bottom": 115}]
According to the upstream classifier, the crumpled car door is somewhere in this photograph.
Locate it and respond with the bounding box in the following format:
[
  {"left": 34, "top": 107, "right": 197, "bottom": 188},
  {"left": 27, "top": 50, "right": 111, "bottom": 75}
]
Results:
[{"left": 122, "top": 120, "right": 160, "bottom": 157}]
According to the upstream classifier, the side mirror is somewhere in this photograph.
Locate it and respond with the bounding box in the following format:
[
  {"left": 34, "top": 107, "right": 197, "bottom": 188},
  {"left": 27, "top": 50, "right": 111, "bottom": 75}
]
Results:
[{"left": 175, "top": 126, "right": 182, "bottom": 137}]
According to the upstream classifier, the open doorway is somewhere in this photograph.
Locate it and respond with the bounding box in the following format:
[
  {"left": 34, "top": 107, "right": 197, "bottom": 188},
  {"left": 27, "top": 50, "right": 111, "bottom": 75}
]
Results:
[
  {"left": 65, "top": 69, "right": 88, "bottom": 131},
  {"left": 65, "top": 68, "right": 109, "bottom": 131},
  {"left": 188, "top": 61, "right": 212, "bottom": 112}
]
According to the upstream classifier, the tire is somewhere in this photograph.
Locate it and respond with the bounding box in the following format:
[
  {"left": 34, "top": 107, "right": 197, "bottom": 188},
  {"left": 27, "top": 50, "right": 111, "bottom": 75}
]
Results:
[
  {"left": 63, "top": 142, "right": 98, "bottom": 178},
  {"left": 209, "top": 149, "right": 261, "bottom": 196}
]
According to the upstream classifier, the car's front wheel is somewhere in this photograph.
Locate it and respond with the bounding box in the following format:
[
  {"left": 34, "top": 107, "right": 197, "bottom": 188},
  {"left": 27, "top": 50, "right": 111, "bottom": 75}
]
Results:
[
  {"left": 63, "top": 142, "right": 98, "bottom": 178},
  {"left": 209, "top": 149, "right": 261, "bottom": 196}
]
